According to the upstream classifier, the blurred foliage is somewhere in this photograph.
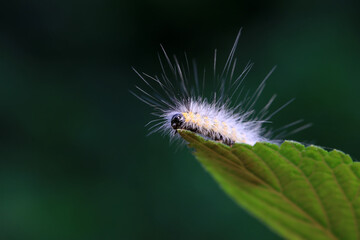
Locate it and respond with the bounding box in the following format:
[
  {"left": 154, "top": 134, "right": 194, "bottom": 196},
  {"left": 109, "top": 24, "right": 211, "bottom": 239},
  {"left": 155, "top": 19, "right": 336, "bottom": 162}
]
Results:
[{"left": 0, "top": 0, "right": 359, "bottom": 239}]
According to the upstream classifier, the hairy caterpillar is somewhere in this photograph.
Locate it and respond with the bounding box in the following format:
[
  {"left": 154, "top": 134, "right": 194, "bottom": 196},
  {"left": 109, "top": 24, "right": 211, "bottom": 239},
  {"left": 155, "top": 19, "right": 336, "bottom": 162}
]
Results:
[{"left": 132, "top": 30, "right": 310, "bottom": 146}]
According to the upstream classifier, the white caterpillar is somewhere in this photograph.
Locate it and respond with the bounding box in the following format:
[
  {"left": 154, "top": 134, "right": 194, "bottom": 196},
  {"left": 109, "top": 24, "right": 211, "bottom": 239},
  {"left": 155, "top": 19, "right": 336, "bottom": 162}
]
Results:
[{"left": 132, "top": 30, "right": 309, "bottom": 146}]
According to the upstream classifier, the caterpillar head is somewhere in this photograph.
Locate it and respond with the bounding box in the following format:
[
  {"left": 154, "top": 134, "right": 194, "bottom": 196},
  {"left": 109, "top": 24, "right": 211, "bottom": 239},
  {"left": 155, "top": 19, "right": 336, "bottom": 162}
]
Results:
[{"left": 171, "top": 113, "right": 185, "bottom": 130}]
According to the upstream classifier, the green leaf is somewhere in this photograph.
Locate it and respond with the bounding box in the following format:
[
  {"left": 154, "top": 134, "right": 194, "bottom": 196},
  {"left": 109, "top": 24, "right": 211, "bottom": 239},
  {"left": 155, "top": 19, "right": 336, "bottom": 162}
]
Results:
[{"left": 178, "top": 130, "right": 360, "bottom": 240}]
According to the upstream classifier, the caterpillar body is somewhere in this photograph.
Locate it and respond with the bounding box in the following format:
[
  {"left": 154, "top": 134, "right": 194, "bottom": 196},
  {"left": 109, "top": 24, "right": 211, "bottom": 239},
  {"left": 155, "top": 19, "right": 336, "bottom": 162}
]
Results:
[
  {"left": 168, "top": 100, "right": 268, "bottom": 146},
  {"left": 132, "top": 30, "right": 309, "bottom": 146}
]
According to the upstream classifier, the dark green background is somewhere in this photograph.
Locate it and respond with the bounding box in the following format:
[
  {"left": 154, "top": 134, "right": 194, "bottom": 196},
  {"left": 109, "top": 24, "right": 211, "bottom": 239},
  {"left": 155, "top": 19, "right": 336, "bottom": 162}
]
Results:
[{"left": 1, "top": 1, "right": 359, "bottom": 239}]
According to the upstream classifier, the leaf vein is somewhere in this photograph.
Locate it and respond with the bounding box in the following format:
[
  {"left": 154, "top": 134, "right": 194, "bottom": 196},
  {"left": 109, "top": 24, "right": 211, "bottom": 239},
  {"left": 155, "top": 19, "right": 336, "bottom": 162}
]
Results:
[
  {"left": 322, "top": 155, "right": 359, "bottom": 239},
  {"left": 274, "top": 144, "right": 332, "bottom": 230}
]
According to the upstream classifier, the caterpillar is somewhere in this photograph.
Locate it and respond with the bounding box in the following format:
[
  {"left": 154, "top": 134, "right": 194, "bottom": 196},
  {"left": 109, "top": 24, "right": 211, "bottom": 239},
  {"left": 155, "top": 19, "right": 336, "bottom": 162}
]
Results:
[{"left": 132, "top": 30, "right": 310, "bottom": 146}]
